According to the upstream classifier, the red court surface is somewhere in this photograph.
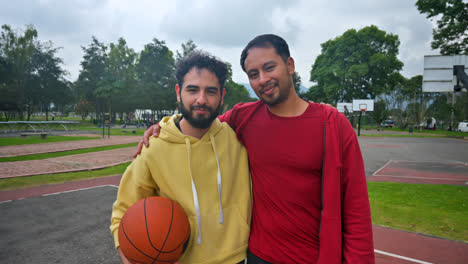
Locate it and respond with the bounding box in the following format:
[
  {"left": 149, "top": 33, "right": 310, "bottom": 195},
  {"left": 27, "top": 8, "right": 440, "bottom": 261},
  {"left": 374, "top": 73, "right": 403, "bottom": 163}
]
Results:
[
  {"left": 369, "top": 160, "right": 468, "bottom": 186},
  {"left": 1, "top": 176, "right": 467, "bottom": 263}
]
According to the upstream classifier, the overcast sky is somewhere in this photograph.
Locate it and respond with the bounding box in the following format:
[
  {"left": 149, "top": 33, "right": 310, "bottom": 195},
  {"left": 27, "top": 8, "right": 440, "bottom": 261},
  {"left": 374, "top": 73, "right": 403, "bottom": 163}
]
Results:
[{"left": 1, "top": 0, "right": 439, "bottom": 90}]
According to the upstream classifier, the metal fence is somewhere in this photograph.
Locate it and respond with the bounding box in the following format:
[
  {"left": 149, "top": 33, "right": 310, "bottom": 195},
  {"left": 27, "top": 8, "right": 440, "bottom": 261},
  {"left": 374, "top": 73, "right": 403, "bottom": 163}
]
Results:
[{"left": 0, "top": 121, "right": 80, "bottom": 133}]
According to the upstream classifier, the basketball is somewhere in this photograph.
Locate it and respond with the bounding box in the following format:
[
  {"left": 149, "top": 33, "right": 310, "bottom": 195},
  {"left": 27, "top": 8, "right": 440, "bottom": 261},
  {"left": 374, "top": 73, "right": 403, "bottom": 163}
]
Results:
[{"left": 118, "top": 196, "right": 191, "bottom": 264}]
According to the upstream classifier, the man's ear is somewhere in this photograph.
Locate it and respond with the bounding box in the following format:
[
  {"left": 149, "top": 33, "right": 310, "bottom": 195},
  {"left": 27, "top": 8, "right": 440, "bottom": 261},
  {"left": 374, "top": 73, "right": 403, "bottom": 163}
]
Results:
[
  {"left": 287, "top": 57, "right": 295, "bottom": 76},
  {"left": 175, "top": 84, "right": 181, "bottom": 103}
]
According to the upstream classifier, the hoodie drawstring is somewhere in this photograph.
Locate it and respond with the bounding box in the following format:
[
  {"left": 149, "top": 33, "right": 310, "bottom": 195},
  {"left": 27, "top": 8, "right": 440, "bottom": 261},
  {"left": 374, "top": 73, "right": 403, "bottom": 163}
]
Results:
[
  {"left": 184, "top": 135, "right": 224, "bottom": 245},
  {"left": 185, "top": 138, "right": 202, "bottom": 244},
  {"left": 209, "top": 134, "right": 224, "bottom": 224}
]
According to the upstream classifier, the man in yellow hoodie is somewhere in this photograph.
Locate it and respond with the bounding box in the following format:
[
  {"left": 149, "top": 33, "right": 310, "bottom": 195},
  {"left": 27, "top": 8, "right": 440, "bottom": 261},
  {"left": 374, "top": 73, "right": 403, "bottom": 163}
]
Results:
[{"left": 110, "top": 52, "right": 251, "bottom": 264}]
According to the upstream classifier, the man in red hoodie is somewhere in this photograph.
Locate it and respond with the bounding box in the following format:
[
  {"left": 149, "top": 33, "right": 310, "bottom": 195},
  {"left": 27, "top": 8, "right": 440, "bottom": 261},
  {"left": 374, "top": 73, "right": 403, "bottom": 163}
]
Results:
[{"left": 137, "top": 34, "right": 374, "bottom": 264}]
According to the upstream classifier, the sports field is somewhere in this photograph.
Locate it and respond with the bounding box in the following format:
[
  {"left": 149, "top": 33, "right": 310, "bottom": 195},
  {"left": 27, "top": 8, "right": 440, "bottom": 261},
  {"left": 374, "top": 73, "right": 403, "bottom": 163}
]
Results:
[{"left": 0, "top": 132, "right": 467, "bottom": 263}]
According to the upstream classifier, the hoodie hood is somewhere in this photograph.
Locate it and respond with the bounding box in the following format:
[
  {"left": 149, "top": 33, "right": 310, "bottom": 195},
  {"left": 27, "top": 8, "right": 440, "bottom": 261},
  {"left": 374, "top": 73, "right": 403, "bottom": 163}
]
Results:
[
  {"left": 158, "top": 114, "right": 223, "bottom": 144},
  {"left": 158, "top": 114, "right": 224, "bottom": 244}
]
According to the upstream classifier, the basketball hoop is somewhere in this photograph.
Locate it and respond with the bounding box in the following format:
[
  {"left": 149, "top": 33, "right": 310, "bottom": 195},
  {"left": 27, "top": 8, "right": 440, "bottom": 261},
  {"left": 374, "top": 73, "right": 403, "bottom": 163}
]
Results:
[{"left": 360, "top": 104, "right": 367, "bottom": 112}]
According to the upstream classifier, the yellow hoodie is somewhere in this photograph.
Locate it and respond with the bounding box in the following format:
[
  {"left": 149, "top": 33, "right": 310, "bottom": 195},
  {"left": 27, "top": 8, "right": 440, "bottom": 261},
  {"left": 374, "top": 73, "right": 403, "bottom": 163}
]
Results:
[{"left": 110, "top": 114, "right": 251, "bottom": 264}]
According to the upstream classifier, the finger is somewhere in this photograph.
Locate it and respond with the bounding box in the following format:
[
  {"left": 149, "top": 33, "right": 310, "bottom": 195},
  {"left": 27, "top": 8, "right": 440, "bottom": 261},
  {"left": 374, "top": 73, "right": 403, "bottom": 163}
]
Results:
[
  {"left": 133, "top": 140, "right": 143, "bottom": 158},
  {"left": 143, "top": 131, "right": 150, "bottom": 147},
  {"left": 152, "top": 125, "right": 159, "bottom": 136}
]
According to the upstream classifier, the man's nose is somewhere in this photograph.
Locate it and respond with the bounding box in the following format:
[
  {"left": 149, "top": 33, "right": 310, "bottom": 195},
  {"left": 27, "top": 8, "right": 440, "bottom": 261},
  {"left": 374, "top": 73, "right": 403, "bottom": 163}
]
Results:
[
  {"left": 259, "top": 71, "right": 269, "bottom": 86},
  {"left": 195, "top": 92, "right": 208, "bottom": 105}
]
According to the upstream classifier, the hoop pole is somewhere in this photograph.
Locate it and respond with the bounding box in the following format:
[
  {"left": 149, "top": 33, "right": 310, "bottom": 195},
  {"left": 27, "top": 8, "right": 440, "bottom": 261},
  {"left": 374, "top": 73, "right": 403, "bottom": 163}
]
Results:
[{"left": 358, "top": 110, "right": 363, "bottom": 136}]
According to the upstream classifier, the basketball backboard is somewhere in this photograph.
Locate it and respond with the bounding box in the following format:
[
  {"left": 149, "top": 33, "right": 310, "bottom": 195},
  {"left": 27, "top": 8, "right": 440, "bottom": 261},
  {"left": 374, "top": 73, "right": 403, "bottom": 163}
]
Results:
[
  {"left": 423, "top": 55, "right": 468, "bottom": 92},
  {"left": 352, "top": 99, "right": 374, "bottom": 112},
  {"left": 337, "top": 102, "right": 353, "bottom": 113}
]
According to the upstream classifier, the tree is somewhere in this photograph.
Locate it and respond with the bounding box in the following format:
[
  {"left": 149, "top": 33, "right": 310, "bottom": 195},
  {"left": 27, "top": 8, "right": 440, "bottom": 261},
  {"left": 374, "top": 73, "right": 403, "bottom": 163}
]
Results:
[
  {"left": 75, "top": 96, "right": 94, "bottom": 120},
  {"left": 416, "top": 0, "right": 468, "bottom": 55},
  {"left": 75, "top": 37, "right": 108, "bottom": 120},
  {"left": 292, "top": 71, "right": 302, "bottom": 96},
  {"left": 380, "top": 73, "right": 410, "bottom": 129},
  {"left": 0, "top": 51, "right": 17, "bottom": 120},
  {"left": 96, "top": 38, "right": 136, "bottom": 121},
  {"left": 1, "top": 24, "right": 69, "bottom": 121},
  {"left": 136, "top": 38, "right": 176, "bottom": 121},
  {"left": 175, "top": 40, "right": 198, "bottom": 63},
  {"left": 28, "top": 41, "right": 69, "bottom": 120},
  {"left": 405, "top": 75, "right": 432, "bottom": 131},
  {"left": 302, "top": 85, "right": 327, "bottom": 103},
  {"left": 0, "top": 24, "right": 38, "bottom": 120},
  {"left": 309, "top": 25, "right": 404, "bottom": 104},
  {"left": 223, "top": 63, "right": 255, "bottom": 110},
  {"left": 371, "top": 100, "right": 389, "bottom": 127}
]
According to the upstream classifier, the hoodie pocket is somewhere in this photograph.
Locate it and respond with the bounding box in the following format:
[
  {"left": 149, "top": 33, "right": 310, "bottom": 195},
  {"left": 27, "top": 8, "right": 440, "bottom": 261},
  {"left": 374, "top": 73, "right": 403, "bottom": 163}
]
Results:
[{"left": 180, "top": 206, "right": 250, "bottom": 263}]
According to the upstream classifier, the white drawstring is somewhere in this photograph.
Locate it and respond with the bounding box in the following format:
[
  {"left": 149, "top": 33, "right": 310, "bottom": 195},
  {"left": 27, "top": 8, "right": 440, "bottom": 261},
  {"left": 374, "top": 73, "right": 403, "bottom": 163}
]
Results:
[
  {"left": 185, "top": 138, "right": 202, "bottom": 244},
  {"left": 184, "top": 134, "right": 224, "bottom": 245},
  {"left": 210, "top": 134, "right": 224, "bottom": 224}
]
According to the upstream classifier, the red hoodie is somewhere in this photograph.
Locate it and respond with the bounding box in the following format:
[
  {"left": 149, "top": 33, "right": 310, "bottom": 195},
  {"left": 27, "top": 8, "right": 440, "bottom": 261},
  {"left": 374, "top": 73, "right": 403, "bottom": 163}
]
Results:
[{"left": 219, "top": 101, "right": 374, "bottom": 264}]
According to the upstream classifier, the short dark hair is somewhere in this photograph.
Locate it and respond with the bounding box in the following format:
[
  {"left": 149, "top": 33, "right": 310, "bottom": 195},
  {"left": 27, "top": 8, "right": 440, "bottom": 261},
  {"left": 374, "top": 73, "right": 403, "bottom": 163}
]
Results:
[
  {"left": 240, "top": 34, "right": 291, "bottom": 72},
  {"left": 176, "top": 51, "right": 228, "bottom": 91}
]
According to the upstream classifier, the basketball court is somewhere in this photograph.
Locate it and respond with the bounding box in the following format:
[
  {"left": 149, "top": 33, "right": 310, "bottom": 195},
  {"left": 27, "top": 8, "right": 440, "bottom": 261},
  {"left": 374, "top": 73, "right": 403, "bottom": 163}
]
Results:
[
  {"left": 370, "top": 160, "right": 468, "bottom": 186},
  {"left": 1, "top": 178, "right": 466, "bottom": 264},
  {"left": 0, "top": 132, "right": 467, "bottom": 263}
]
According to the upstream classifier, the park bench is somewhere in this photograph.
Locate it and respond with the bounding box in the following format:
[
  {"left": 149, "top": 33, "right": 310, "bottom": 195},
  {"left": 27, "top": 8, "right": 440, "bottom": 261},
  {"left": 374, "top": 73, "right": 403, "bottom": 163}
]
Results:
[
  {"left": 20, "top": 132, "right": 49, "bottom": 139},
  {"left": 122, "top": 130, "right": 136, "bottom": 134}
]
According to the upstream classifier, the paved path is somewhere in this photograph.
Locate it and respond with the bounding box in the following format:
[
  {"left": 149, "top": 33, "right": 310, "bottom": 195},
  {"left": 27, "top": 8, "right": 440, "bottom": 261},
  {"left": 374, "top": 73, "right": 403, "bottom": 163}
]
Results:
[
  {"left": 0, "top": 147, "right": 134, "bottom": 178},
  {"left": 0, "top": 136, "right": 140, "bottom": 157}
]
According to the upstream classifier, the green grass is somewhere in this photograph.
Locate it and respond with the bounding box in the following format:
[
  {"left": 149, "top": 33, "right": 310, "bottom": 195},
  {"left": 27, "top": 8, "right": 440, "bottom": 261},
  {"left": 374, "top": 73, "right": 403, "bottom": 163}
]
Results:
[
  {"left": 0, "top": 162, "right": 130, "bottom": 191},
  {"left": 361, "top": 134, "right": 449, "bottom": 138},
  {"left": 363, "top": 126, "right": 467, "bottom": 137},
  {"left": 368, "top": 181, "right": 468, "bottom": 242},
  {"left": 78, "top": 126, "right": 146, "bottom": 136},
  {"left": 0, "top": 142, "right": 137, "bottom": 162},
  {"left": 0, "top": 136, "right": 101, "bottom": 146}
]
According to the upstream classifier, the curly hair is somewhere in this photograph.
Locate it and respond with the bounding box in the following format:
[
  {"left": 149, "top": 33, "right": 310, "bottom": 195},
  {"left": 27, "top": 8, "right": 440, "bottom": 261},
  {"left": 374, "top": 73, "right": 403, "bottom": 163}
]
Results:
[{"left": 176, "top": 51, "right": 228, "bottom": 91}]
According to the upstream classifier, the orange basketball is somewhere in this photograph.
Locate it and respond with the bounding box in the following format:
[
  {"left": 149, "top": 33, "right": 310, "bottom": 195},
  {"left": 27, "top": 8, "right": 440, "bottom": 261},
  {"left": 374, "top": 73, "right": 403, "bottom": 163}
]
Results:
[{"left": 118, "top": 196, "right": 191, "bottom": 264}]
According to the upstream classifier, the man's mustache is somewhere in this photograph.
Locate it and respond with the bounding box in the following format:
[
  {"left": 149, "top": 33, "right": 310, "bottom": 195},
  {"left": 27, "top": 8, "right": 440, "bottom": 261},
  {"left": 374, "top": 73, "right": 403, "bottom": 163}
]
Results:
[
  {"left": 260, "top": 80, "right": 278, "bottom": 93},
  {"left": 191, "top": 105, "right": 213, "bottom": 111}
]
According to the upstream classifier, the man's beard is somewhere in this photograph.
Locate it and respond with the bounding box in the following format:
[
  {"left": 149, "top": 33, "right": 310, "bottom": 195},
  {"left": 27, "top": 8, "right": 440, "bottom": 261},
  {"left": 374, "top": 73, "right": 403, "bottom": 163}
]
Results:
[{"left": 180, "top": 99, "right": 221, "bottom": 129}]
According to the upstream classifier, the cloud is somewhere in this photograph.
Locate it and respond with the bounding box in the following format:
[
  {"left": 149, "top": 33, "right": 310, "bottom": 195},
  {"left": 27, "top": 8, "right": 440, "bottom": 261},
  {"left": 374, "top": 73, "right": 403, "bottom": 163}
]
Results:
[
  {"left": 159, "top": 0, "right": 301, "bottom": 47},
  {"left": 1, "top": 0, "right": 436, "bottom": 86}
]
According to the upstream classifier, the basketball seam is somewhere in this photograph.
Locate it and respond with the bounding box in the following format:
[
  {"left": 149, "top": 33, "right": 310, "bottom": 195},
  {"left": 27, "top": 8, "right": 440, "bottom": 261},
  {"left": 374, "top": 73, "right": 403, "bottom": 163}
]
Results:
[
  {"left": 152, "top": 199, "right": 175, "bottom": 264},
  {"left": 121, "top": 219, "right": 155, "bottom": 261},
  {"left": 144, "top": 198, "right": 161, "bottom": 255}
]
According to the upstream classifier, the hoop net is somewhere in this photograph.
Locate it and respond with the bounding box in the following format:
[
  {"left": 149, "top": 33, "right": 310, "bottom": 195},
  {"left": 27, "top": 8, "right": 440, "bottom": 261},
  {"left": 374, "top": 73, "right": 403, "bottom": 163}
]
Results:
[{"left": 359, "top": 104, "right": 367, "bottom": 112}]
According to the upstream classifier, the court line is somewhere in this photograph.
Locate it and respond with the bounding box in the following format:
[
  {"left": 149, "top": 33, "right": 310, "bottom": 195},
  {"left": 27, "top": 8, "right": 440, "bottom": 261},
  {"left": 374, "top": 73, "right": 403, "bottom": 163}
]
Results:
[
  {"left": 390, "top": 160, "right": 466, "bottom": 165},
  {"left": 375, "top": 174, "right": 467, "bottom": 181},
  {"left": 41, "top": 184, "right": 118, "bottom": 197},
  {"left": 375, "top": 249, "right": 433, "bottom": 264},
  {"left": 372, "top": 160, "right": 393, "bottom": 176}
]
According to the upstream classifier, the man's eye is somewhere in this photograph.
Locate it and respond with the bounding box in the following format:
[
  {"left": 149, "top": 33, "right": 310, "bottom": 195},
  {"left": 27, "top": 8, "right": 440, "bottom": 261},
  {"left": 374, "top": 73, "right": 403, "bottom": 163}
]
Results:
[{"left": 249, "top": 73, "right": 258, "bottom": 79}]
